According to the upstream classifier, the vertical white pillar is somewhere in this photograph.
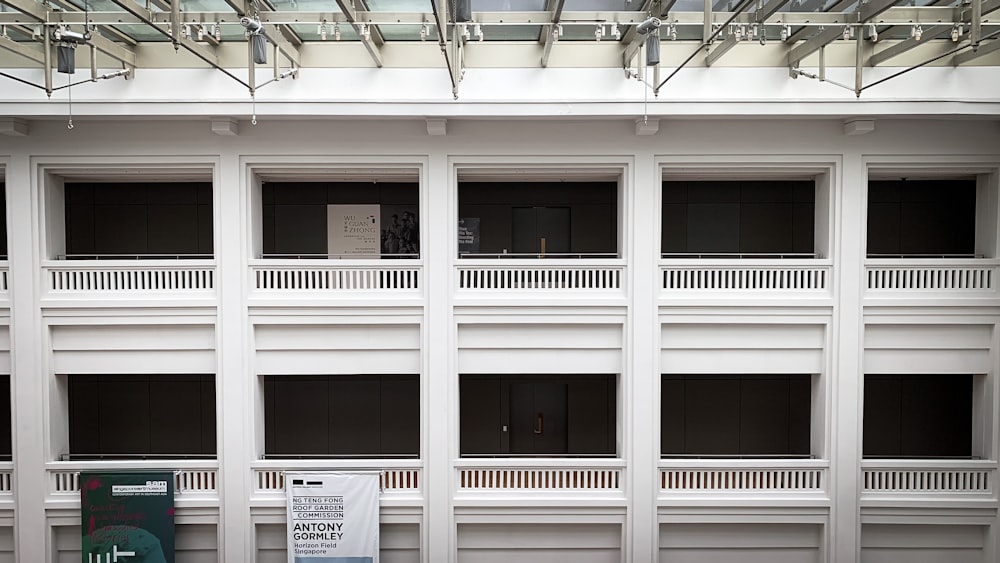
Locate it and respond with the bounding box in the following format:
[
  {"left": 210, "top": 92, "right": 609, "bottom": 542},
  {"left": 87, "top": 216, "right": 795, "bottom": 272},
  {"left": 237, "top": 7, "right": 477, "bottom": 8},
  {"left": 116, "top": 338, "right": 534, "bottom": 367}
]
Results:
[
  {"left": 629, "top": 152, "right": 658, "bottom": 563},
  {"left": 424, "top": 151, "right": 453, "bottom": 562},
  {"left": 215, "top": 152, "right": 251, "bottom": 562},
  {"left": 831, "top": 152, "right": 865, "bottom": 563},
  {"left": 6, "top": 150, "right": 48, "bottom": 562}
]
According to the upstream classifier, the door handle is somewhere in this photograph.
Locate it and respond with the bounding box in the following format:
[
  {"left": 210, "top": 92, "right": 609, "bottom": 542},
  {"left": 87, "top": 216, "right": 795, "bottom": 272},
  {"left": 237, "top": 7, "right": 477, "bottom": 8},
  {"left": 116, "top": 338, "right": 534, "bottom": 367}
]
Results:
[{"left": 534, "top": 412, "right": 543, "bottom": 435}]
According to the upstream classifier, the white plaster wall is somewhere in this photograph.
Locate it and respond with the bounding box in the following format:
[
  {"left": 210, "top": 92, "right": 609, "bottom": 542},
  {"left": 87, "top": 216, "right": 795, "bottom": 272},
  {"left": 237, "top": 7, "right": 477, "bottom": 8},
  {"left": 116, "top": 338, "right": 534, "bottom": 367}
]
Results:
[
  {"left": 861, "top": 524, "right": 987, "bottom": 563},
  {"left": 659, "top": 523, "right": 823, "bottom": 563}
]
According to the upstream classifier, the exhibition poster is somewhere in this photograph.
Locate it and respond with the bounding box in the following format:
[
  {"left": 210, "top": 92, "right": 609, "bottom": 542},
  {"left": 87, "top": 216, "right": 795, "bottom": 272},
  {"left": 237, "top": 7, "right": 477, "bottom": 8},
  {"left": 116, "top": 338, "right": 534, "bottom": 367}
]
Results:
[
  {"left": 80, "top": 471, "right": 175, "bottom": 563},
  {"left": 286, "top": 472, "right": 380, "bottom": 563},
  {"left": 327, "top": 204, "right": 381, "bottom": 257}
]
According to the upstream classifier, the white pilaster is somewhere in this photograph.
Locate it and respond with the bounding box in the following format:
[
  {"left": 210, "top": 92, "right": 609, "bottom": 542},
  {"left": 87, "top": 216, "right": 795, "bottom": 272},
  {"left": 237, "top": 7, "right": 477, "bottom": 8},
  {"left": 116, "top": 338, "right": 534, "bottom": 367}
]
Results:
[
  {"left": 6, "top": 149, "right": 47, "bottom": 562},
  {"left": 216, "top": 151, "right": 251, "bottom": 562},
  {"left": 629, "top": 151, "right": 658, "bottom": 563},
  {"left": 831, "top": 151, "right": 865, "bottom": 563},
  {"left": 424, "top": 149, "right": 453, "bottom": 562}
]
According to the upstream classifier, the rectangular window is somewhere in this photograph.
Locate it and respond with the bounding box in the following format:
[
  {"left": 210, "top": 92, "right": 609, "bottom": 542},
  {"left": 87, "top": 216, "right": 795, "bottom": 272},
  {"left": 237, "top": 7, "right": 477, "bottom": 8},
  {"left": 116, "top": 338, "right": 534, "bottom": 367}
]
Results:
[
  {"left": 661, "top": 374, "right": 811, "bottom": 457},
  {"left": 65, "top": 182, "right": 213, "bottom": 258},
  {"left": 458, "top": 182, "right": 618, "bottom": 258},
  {"left": 67, "top": 374, "right": 216, "bottom": 459},
  {"left": 263, "top": 375, "right": 419, "bottom": 458},
  {"left": 460, "top": 374, "right": 616, "bottom": 456},
  {"left": 261, "top": 182, "right": 419, "bottom": 258},
  {"left": 662, "top": 180, "right": 815, "bottom": 257},
  {"left": 863, "top": 374, "right": 973, "bottom": 458},
  {"left": 867, "top": 179, "right": 977, "bottom": 257}
]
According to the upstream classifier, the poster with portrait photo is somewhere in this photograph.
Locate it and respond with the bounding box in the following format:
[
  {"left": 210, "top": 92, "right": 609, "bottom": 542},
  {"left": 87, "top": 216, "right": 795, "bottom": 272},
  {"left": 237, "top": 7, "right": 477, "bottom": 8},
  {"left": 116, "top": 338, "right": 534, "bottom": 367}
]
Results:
[{"left": 380, "top": 205, "right": 419, "bottom": 258}]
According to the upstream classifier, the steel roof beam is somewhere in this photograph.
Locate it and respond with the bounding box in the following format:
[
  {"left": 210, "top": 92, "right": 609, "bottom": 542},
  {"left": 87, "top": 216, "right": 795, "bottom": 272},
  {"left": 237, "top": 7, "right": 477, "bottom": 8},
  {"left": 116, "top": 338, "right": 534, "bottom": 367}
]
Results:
[
  {"left": 540, "top": 0, "right": 565, "bottom": 67},
  {"left": 869, "top": 24, "right": 951, "bottom": 65},
  {"left": 0, "top": 30, "right": 44, "bottom": 63},
  {"left": 788, "top": 0, "right": 900, "bottom": 67},
  {"left": 785, "top": 0, "right": 856, "bottom": 43},
  {"left": 335, "top": 0, "right": 384, "bottom": 67},
  {"left": 0, "top": 0, "right": 137, "bottom": 67},
  {"left": 954, "top": 35, "right": 1000, "bottom": 64}
]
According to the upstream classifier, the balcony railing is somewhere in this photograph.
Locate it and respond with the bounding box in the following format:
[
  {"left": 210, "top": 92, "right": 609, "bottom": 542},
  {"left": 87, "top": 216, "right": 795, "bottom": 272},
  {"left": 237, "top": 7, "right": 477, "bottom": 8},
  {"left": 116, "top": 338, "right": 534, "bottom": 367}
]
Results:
[
  {"left": 251, "top": 459, "right": 422, "bottom": 503},
  {"left": 660, "top": 259, "right": 831, "bottom": 294},
  {"left": 46, "top": 460, "right": 219, "bottom": 504},
  {"left": 456, "top": 259, "right": 625, "bottom": 291},
  {"left": 250, "top": 260, "right": 421, "bottom": 292},
  {"left": 861, "top": 460, "right": 995, "bottom": 497},
  {"left": 865, "top": 259, "right": 998, "bottom": 294},
  {"left": 659, "top": 459, "right": 829, "bottom": 498},
  {"left": 44, "top": 260, "right": 216, "bottom": 294},
  {"left": 0, "top": 462, "right": 11, "bottom": 497},
  {"left": 455, "top": 459, "right": 625, "bottom": 497}
]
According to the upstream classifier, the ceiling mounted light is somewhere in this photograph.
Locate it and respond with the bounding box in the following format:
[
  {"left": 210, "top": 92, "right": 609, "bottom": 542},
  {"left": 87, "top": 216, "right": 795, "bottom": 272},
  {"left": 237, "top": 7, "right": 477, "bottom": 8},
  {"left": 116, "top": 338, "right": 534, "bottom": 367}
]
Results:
[
  {"left": 213, "top": 23, "right": 221, "bottom": 41},
  {"left": 475, "top": 23, "right": 484, "bottom": 42},
  {"left": 636, "top": 17, "right": 661, "bottom": 35},
  {"left": 197, "top": 25, "right": 205, "bottom": 41},
  {"left": 842, "top": 25, "right": 850, "bottom": 41},
  {"left": 595, "top": 24, "right": 604, "bottom": 42},
  {"left": 911, "top": 24, "right": 922, "bottom": 41},
  {"left": 668, "top": 22, "right": 677, "bottom": 41},
  {"left": 461, "top": 24, "right": 470, "bottom": 41},
  {"left": 52, "top": 26, "right": 91, "bottom": 74},
  {"left": 951, "top": 23, "right": 961, "bottom": 42},
  {"left": 319, "top": 22, "right": 327, "bottom": 40},
  {"left": 334, "top": 22, "right": 341, "bottom": 41},
  {"left": 361, "top": 23, "right": 371, "bottom": 41},
  {"left": 780, "top": 25, "right": 789, "bottom": 41},
  {"left": 239, "top": 16, "right": 267, "bottom": 64},
  {"left": 868, "top": 23, "right": 877, "bottom": 42},
  {"left": 611, "top": 22, "right": 621, "bottom": 40},
  {"left": 420, "top": 23, "right": 428, "bottom": 41}
]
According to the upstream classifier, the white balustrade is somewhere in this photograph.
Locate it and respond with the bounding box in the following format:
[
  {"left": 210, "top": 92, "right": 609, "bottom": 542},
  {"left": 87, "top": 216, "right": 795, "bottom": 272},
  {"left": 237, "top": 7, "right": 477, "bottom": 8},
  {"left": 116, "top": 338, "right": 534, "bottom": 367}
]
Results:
[
  {"left": 46, "top": 461, "right": 219, "bottom": 501},
  {"left": 251, "top": 462, "right": 422, "bottom": 499},
  {"left": 455, "top": 460, "right": 624, "bottom": 494},
  {"left": 862, "top": 461, "right": 995, "bottom": 494},
  {"left": 661, "top": 260, "right": 831, "bottom": 292},
  {"left": 457, "top": 261, "right": 624, "bottom": 291},
  {"left": 251, "top": 262, "right": 420, "bottom": 291},
  {"left": 659, "top": 460, "right": 828, "bottom": 495},
  {"left": 0, "top": 266, "right": 8, "bottom": 293},
  {"left": 865, "top": 260, "right": 998, "bottom": 293},
  {"left": 45, "top": 262, "right": 215, "bottom": 293},
  {"left": 0, "top": 463, "right": 12, "bottom": 495}
]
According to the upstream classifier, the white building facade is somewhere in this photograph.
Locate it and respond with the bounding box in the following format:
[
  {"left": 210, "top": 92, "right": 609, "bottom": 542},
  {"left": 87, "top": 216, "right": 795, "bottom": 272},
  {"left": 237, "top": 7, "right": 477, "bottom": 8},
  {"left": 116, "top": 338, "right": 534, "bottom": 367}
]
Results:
[{"left": 1, "top": 3, "right": 1000, "bottom": 560}]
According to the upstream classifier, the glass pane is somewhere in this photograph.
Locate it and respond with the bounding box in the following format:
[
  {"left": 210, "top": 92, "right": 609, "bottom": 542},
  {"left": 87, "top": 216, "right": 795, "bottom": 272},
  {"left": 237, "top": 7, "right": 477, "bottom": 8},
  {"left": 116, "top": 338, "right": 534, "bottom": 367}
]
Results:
[
  {"left": 472, "top": 0, "right": 547, "bottom": 10},
  {"left": 288, "top": 22, "right": 361, "bottom": 40}
]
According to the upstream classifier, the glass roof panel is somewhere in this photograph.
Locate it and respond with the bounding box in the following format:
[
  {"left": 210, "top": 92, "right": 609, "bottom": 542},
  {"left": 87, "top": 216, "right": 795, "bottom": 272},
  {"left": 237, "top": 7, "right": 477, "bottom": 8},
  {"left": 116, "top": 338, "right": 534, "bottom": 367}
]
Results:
[
  {"left": 480, "top": 24, "right": 543, "bottom": 39},
  {"left": 269, "top": 0, "right": 340, "bottom": 11},
  {"left": 560, "top": 22, "right": 622, "bottom": 40},
  {"left": 366, "top": 0, "right": 427, "bottom": 11},
  {"left": 472, "top": 0, "right": 548, "bottom": 11},
  {"left": 377, "top": 24, "right": 431, "bottom": 40},
  {"left": 563, "top": 0, "right": 645, "bottom": 10}
]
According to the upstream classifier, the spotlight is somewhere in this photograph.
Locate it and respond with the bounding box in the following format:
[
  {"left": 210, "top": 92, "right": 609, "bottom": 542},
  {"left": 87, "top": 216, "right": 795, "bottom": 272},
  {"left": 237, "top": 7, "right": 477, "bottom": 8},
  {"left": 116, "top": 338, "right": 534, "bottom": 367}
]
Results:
[
  {"left": 461, "top": 24, "right": 470, "bottom": 41},
  {"left": 636, "top": 17, "right": 661, "bottom": 35},
  {"left": 595, "top": 24, "right": 603, "bottom": 41},
  {"left": 239, "top": 17, "right": 266, "bottom": 64},
  {"left": 334, "top": 22, "right": 341, "bottom": 41},
  {"left": 780, "top": 25, "right": 789, "bottom": 41},
  {"left": 197, "top": 25, "right": 205, "bottom": 40},
  {"left": 52, "top": 27, "right": 91, "bottom": 44},
  {"left": 361, "top": 23, "right": 371, "bottom": 40},
  {"left": 668, "top": 22, "right": 677, "bottom": 41},
  {"left": 420, "top": 23, "right": 428, "bottom": 41},
  {"left": 912, "top": 24, "right": 922, "bottom": 41},
  {"left": 611, "top": 22, "right": 620, "bottom": 40},
  {"left": 319, "top": 22, "right": 327, "bottom": 40},
  {"left": 240, "top": 16, "right": 263, "bottom": 34},
  {"left": 842, "top": 25, "right": 850, "bottom": 41},
  {"left": 213, "top": 23, "right": 221, "bottom": 41},
  {"left": 475, "top": 23, "right": 483, "bottom": 41},
  {"left": 951, "top": 24, "right": 961, "bottom": 42},
  {"left": 868, "top": 23, "right": 877, "bottom": 42}
]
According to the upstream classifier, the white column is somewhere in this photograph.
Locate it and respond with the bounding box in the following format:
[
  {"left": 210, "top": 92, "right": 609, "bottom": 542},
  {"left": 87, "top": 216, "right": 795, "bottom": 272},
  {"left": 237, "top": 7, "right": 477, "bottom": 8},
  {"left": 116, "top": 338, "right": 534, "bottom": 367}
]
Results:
[
  {"left": 423, "top": 150, "right": 453, "bottom": 562},
  {"left": 629, "top": 151, "right": 659, "bottom": 563},
  {"left": 830, "top": 151, "right": 865, "bottom": 563},
  {"left": 7, "top": 150, "right": 48, "bottom": 562},
  {"left": 215, "top": 152, "right": 251, "bottom": 562}
]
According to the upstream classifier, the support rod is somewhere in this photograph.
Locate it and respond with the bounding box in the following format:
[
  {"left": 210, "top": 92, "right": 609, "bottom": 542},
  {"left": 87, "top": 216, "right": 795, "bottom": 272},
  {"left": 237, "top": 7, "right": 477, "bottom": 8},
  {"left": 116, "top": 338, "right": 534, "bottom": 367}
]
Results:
[
  {"left": 655, "top": 0, "right": 755, "bottom": 91},
  {"left": 430, "top": 0, "right": 458, "bottom": 97}
]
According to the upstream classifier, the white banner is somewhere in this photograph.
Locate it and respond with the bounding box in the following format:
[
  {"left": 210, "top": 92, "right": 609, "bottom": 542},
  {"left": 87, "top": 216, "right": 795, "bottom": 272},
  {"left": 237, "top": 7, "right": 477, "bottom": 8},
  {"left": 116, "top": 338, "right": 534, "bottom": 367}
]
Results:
[
  {"left": 286, "top": 472, "right": 380, "bottom": 563},
  {"left": 328, "top": 204, "right": 381, "bottom": 258}
]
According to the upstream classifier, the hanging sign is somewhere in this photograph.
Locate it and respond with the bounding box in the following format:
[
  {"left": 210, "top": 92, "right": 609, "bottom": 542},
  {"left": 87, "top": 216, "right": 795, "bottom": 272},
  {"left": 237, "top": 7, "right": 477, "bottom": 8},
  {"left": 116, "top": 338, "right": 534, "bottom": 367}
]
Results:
[
  {"left": 328, "top": 204, "right": 381, "bottom": 258},
  {"left": 286, "top": 472, "right": 380, "bottom": 563},
  {"left": 80, "top": 471, "right": 175, "bottom": 563}
]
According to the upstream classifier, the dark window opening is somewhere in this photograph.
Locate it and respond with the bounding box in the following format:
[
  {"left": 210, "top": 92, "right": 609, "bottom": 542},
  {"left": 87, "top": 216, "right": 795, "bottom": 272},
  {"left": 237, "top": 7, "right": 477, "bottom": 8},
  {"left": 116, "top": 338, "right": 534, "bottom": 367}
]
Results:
[
  {"left": 0, "top": 375, "right": 10, "bottom": 461},
  {"left": 261, "top": 182, "right": 419, "bottom": 259},
  {"left": 460, "top": 374, "right": 616, "bottom": 456},
  {"left": 661, "top": 374, "right": 811, "bottom": 457},
  {"left": 867, "top": 180, "right": 977, "bottom": 258},
  {"left": 0, "top": 182, "right": 7, "bottom": 260},
  {"left": 458, "top": 182, "right": 618, "bottom": 258},
  {"left": 67, "top": 374, "right": 216, "bottom": 460},
  {"left": 863, "top": 374, "right": 973, "bottom": 458},
  {"left": 263, "top": 375, "right": 419, "bottom": 458},
  {"left": 64, "top": 182, "right": 213, "bottom": 259},
  {"left": 662, "top": 181, "right": 815, "bottom": 258}
]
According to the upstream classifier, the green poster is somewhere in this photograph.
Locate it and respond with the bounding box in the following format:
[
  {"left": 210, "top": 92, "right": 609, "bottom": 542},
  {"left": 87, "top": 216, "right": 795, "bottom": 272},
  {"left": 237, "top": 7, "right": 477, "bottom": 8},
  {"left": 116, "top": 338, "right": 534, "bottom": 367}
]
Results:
[{"left": 80, "top": 472, "right": 175, "bottom": 563}]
